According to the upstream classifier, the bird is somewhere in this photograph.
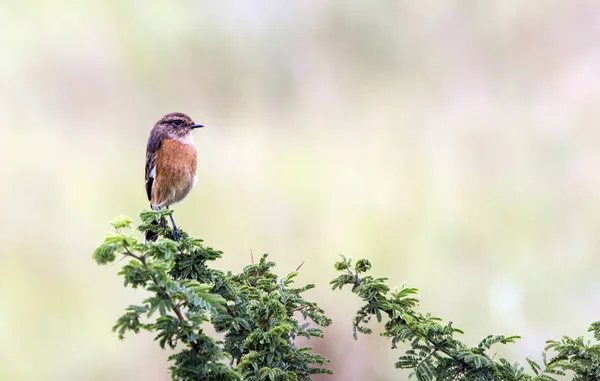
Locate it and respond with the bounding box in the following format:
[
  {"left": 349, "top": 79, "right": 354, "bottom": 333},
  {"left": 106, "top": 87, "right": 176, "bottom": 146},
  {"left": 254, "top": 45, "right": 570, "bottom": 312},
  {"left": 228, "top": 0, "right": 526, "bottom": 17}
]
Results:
[{"left": 144, "top": 112, "right": 204, "bottom": 241}]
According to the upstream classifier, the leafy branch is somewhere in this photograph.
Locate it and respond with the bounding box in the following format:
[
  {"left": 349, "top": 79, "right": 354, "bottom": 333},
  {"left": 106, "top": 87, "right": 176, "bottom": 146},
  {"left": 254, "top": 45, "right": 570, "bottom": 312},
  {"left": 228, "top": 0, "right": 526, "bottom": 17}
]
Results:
[
  {"left": 332, "top": 255, "right": 600, "bottom": 380},
  {"left": 94, "top": 212, "right": 600, "bottom": 380},
  {"left": 93, "top": 211, "right": 331, "bottom": 381}
]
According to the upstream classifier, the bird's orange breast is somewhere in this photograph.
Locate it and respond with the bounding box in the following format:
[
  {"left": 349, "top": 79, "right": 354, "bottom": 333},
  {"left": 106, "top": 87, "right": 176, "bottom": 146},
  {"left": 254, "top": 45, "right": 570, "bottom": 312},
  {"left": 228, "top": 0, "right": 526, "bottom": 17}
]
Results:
[{"left": 152, "top": 138, "right": 197, "bottom": 207}]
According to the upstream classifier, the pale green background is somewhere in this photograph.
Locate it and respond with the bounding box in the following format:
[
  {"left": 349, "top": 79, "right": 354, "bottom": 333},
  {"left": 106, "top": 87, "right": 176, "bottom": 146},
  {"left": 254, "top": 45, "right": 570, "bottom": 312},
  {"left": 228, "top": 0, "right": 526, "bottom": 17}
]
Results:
[{"left": 1, "top": 1, "right": 599, "bottom": 380}]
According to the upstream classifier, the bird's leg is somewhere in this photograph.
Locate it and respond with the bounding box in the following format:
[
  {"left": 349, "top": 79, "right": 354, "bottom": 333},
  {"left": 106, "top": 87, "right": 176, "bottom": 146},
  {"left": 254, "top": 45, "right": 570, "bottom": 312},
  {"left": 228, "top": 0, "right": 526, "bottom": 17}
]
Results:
[{"left": 168, "top": 211, "right": 181, "bottom": 241}]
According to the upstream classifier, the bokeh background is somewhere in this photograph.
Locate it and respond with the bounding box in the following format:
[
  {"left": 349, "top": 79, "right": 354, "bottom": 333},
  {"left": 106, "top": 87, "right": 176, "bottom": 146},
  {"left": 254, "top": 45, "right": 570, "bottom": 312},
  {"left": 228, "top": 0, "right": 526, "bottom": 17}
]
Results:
[{"left": 2, "top": 1, "right": 600, "bottom": 380}]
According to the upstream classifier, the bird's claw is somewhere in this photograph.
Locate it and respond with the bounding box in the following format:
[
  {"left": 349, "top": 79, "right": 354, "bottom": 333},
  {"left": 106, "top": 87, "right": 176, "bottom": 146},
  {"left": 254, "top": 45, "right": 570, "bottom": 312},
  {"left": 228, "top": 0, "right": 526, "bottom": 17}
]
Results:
[{"left": 171, "top": 228, "right": 182, "bottom": 242}]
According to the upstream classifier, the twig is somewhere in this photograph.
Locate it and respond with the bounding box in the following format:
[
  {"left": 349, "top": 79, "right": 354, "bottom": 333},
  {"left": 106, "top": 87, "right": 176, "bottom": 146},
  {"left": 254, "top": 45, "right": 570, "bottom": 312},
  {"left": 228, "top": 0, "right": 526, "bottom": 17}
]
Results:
[
  {"left": 251, "top": 249, "right": 258, "bottom": 277},
  {"left": 122, "top": 246, "right": 200, "bottom": 351}
]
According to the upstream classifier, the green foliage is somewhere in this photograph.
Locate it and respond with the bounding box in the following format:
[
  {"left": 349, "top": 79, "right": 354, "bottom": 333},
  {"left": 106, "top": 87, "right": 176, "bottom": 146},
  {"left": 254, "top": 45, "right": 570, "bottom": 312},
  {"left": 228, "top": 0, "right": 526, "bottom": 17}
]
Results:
[
  {"left": 332, "top": 255, "right": 600, "bottom": 380},
  {"left": 211, "top": 257, "right": 332, "bottom": 381},
  {"left": 95, "top": 212, "right": 600, "bottom": 380},
  {"left": 94, "top": 211, "right": 332, "bottom": 381}
]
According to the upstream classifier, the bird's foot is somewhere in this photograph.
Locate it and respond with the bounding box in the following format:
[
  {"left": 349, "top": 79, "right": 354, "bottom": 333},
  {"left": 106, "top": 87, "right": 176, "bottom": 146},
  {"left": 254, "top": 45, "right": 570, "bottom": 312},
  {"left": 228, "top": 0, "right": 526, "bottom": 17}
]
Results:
[{"left": 171, "top": 227, "right": 182, "bottom": 242}]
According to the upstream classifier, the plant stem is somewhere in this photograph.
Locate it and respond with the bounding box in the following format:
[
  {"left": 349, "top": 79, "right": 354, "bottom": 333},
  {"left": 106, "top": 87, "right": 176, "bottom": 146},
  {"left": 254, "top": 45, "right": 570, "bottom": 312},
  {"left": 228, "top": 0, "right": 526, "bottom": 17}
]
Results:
[{"left": 123, "top": 244, "right": 199, "bottom": 351}]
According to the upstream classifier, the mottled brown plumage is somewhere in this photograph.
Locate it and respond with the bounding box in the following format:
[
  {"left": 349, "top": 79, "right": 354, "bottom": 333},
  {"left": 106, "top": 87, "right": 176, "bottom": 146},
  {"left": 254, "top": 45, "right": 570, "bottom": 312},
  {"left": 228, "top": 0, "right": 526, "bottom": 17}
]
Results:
[{"left": 145, "top": 112, "right": 204, "bottom": 240}]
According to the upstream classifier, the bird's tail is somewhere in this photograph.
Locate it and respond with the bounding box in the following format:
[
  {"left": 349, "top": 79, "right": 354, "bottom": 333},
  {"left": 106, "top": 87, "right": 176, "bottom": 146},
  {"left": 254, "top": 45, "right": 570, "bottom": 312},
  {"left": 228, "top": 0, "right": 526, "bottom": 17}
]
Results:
[{"left": 145, "top": 219, "right": 161, "bottom": 241}]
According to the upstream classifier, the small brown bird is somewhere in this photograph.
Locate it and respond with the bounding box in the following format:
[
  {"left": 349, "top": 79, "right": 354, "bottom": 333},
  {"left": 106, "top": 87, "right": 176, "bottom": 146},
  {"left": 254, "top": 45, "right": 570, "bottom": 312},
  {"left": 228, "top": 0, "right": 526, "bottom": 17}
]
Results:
[{"left": 145, "top": 112, "right": 204, "bottom": 241}]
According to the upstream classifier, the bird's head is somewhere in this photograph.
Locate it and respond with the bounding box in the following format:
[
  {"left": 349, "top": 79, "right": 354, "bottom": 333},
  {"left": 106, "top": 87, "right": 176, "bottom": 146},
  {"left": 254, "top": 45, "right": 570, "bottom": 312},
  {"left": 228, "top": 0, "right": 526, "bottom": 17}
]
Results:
[{"left": 155, "top": 112, "right": 204, "bottom": 139}]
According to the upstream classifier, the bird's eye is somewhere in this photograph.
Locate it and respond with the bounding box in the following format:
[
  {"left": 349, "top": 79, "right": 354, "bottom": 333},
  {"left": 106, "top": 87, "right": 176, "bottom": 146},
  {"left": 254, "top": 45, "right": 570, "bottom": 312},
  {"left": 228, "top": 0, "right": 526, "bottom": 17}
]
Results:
[{"left": 172, "top": 120, "right": 183, "bottom": 126}]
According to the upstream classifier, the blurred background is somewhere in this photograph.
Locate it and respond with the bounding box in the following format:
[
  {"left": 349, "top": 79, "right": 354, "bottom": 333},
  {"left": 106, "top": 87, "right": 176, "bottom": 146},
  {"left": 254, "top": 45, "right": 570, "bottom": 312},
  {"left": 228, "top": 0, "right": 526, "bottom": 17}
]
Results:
[{"left": 1, "top": 1, "right": 600, "bottom": 380}]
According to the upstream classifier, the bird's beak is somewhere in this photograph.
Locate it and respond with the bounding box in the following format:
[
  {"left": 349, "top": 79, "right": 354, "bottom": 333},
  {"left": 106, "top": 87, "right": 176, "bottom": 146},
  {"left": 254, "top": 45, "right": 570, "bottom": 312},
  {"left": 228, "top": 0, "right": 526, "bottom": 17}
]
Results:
[{"left": 190, "top": 123, "right": 204, "bottom": 129}]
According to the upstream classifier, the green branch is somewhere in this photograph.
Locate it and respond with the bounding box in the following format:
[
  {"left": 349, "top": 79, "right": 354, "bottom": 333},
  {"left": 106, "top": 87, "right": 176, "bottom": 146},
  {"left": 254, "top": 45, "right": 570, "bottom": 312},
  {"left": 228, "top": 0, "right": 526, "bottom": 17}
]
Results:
[
  {"left": 93, "top": 212, "right": 600, "bottom": 380},
  {"left": 331, "top": 255, "right": 600, "bottom": 380},
  {"left": 93, "top": 211, "right": 332, "bottom": 381}
]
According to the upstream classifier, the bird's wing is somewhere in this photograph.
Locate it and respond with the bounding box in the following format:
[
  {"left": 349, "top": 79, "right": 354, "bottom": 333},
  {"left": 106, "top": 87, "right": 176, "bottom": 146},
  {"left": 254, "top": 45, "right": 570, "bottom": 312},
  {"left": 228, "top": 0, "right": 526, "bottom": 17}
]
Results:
[{"left": 145, "top": 129, "right": 163, "bottom": 202}]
